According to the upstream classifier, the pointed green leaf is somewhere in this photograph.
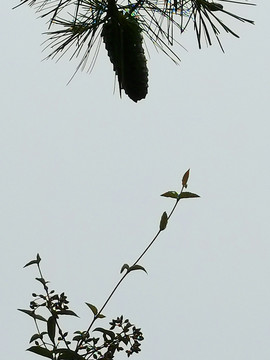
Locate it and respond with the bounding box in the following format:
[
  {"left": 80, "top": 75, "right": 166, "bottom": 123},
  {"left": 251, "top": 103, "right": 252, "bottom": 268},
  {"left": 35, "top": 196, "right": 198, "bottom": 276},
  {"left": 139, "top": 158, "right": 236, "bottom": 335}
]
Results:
[
  {"left": 182, "top": 169, "right": 190, "bottom": 188},
  {"left": 29, "top": 334, "right": 41, "bottom": 343},
  {"left": 18, "top": 309, "right": 47, "bottom": 322},
  {"left": 159, "top": 211, "right": 168, "bottom": 231},
  {"left": 18, "top": 309, "right": 34, "bottom": 317},
  {"left": 35, "top": 277, "right": 47, "bottom": 286},
  {"left": 55, "top": 348, "right": 86, "bottom": 360},
  {"left": 21, "top": 309, "right": 35, "bottom": 315},
  {"left": 30, "top": 332, "right": 47, "bottom": 343},
  {"left": 56, "top": 309, "right": 79, "bottom": 317},
  {"left": 122, "top": 337, "right": 129, "bottom": 345},
  {"left": 160, "top": 191, "right": 179, "bottom": 199},
  {"left": 24, "top": 254, "right": 41, "bottom": 268},
  {"left": 178, "top": 192, "right": 200, "bottom": 199},
  {"left": 85, "top": 303, "right": 98, "bottom": 315},
  {"left": 47, "top": 316, "right": 56, "bottom": 344},
  {"left": 35, "top": 314, "right": 48, "bottom": 321},
  {"left": 97, "top": 313, "right": 106, "bottom": 319},
  {"left": 128, "top": 264, "right": 147, "bottom": 274},
  {"left": 27, "top": 346, "right": 53, "bottom": 359},
  {"left": 94, "top": 327, "right": 115, "bottom": 340},
  {"left": 72, "top": 335, "right": 81, "bottom": 341},
  {"left": 120, "top": 263, "right": 130, "bottom": 274},
  {"left": 24, "top": 260, "right": 38, "bottom": 268}
]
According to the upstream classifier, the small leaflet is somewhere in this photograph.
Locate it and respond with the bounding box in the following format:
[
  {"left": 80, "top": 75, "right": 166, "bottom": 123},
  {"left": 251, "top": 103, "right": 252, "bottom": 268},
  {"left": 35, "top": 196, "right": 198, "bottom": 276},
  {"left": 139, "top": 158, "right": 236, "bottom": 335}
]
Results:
[
  {"left": 178, "top": 192, "right": 200, "bottom": 199},
  {"left": 159, "top": 211, "right": 168, "bottom": 231},
  {"left": 120, "top": 263, "right": 130, "bottom": 274},
  {"left": 128, "top": 264, "right": 147, "bottom": 274},
  {"left": 160, "top": 191, "right": 178, "bottom": 199},
  {"left": 27, "top": 346, "right": 53, "bottom": 359},
  {"left": 182, "top": 169, "right": 190, "bottom": 188},
  {"left": 85, "top": 303, "right": 98, "bottom": 315}
]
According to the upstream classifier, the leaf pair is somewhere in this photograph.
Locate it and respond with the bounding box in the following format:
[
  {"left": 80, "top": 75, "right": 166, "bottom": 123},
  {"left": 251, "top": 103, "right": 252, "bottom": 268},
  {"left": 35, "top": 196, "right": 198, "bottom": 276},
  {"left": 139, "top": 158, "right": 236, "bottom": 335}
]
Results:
[
  {"left": 85, "top": 302, "right": 105, "bottom": 318},
  {"left": 161, "top": 169, "right": 200, "bottom": 199},
  {"left": 120, "top": 263, "right": 147, "bottom": 274},
  {"left": 161, "top": 191, "right": 200, "bottom": 199},
  {"left": 24, "top": 253, "right": 41, "bottom": 268}
]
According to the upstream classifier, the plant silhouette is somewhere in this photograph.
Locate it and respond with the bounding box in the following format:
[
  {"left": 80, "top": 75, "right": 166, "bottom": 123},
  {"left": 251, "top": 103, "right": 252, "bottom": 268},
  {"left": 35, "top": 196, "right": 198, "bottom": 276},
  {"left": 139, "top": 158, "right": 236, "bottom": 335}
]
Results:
[{"left": 19, "top": 170, "right": 199, "bottom": 360}]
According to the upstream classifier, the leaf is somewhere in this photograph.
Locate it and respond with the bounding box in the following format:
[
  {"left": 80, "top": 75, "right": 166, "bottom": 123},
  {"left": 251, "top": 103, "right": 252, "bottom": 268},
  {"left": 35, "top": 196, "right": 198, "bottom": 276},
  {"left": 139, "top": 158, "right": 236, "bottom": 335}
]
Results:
[
  {"left": 85, "top": 303, "right": 98, "bottom": 316},
  {"left": 27, "top": 346, "right": 53, "bottom": 359},
  {"left": 24, "top": 260, "right": 38, "bottom": 268},
  {"left": 18, "top": 309, "right": 33, "bottom": 317},
  {"left": 35, "top": 277, "right": 47, "bottom": 286},
  {"left": 29, "top": 332, "right": 47, "bottom": 343},
  {"left": 128, "top": 264, "right": 147, "bottom": 274},
  {"left": 47, "top": 316, "right": 56, "bottom": 344},
  {"left": 120, "top": 263, "right": 130, "bottom": 273},
  {"left": 178, "top": 192, "right": 200, "bottom": 199},
  {"left": 97, "top": 313, "right": 106, "bottom": 319},
  {"left": 56, "top": 309, "right": 79, "bottom": 317},
  {"left": 160, "top": 191, "right": 178, "bottom": 199},
  {"left": 18, "top": 309, "right": 47, "bottom": 322},
  {"left": 159, "top": 211, "right": 168, "bottom": 231},
  {"left": 182, "top": 169, "right": 190, "bottom": 188},
  {"left": 29, "top": 334, "right": 42, "bottom": 343},
  {"left": 121, "top": 337, "right": 129, "bottom": 345},
  {"left": 72, "top": 335, "right": 81, "bottom": 341},
  {"left": 55, "top": 348, "right": 86, "bottom": 360},
  {"left": 24, "top": 254, "right": 41, "bottom": 268},
  {"left": 35, "top": 314, "right": 48, "bottom": 321},
  {"left": 94, "top": 327, "right": 115, "bottom": 340}
]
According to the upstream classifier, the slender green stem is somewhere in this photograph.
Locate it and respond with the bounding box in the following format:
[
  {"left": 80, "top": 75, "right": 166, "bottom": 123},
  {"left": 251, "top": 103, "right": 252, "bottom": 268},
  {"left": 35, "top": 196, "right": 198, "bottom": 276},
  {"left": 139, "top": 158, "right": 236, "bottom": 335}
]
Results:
[
  {"left": 77, "top": 183, "right": 186, "bottom": 350},
  {"left": 37, "top": 263, "right": 71, "bottom": 350},
  {"left": 82, "top": 272, "right": 130, "bottom": 341},
  {"left": 132, "top": 185, "right": 184, "bottom": 266},
  {"left": 33, "top": 317, "right": 48, "bottom": 349}
]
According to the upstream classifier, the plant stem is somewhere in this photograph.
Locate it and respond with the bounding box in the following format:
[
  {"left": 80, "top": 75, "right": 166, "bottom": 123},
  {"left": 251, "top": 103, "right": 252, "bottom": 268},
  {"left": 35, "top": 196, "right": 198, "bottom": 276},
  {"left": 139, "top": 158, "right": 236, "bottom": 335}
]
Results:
[
  {"left": 77, "top": 184, "right": 186, "bottom": 350},
  {"left": 37, "top": 263, "right": 71, "bottom": 350}
]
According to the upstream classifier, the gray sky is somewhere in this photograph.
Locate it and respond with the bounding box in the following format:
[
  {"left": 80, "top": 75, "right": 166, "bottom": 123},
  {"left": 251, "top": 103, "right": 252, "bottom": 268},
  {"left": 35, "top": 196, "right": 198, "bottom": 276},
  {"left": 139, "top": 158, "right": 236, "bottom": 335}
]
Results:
[{"left": 2, "top": 1, "right": 270, "bottom": 359}]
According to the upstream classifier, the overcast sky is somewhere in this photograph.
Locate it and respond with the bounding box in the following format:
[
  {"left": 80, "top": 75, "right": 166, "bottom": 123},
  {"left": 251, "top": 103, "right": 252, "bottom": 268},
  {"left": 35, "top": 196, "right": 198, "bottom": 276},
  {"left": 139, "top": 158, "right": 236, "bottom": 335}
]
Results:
[{"left": 2, "top": 1, "right": 270, "bottom": 360}]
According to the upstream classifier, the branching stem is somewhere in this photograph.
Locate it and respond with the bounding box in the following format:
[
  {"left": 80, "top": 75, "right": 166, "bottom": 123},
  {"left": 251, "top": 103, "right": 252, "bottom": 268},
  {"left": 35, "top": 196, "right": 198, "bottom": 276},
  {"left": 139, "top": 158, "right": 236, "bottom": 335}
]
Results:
[{"left": 77, "top": 184, "right": 185, "bottom": 350}]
